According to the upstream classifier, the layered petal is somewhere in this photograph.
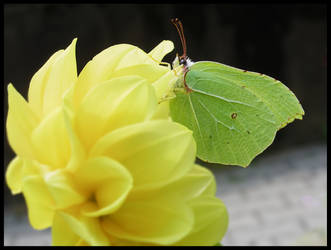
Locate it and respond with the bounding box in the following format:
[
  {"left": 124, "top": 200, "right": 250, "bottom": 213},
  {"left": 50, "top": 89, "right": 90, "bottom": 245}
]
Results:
[
  {"left": 150, "top": 164, "right": 216, "bottom": 202},
  {"left": 74, "top": 156, "right": 133, "bottom": 217},
  {"left": 6, "top": 157, "right": 44, "bottom": 195},
  {"left": 44, "top": 169, "right": 86, "bottom": 210},
  {"left": 110, "top": 64, "right": 169, "bottom": 83},
  {"left": 90, "top": 120, "right": 196, "bottom": 191},
  {"left": 52, "top": 212, "right": 81, "bottom": 246},
  {"left": 22, "top": 175, "right": 55, "bottom": 229},
  {"left": 22, "top": 161, "right": 85, "bottom": 229},
  {"left": 52, "top": 204, "right": 111, "bottom": 246},
  {"left": 151, "top": 68, "right": 179, "bottom": 119},
  {"left": 75, "top": 76, "right": 157, "bottom": 151},
  {"left": 174, "top": 196, "right": 229, "bottom": 246},
  {"left": 102, "top": 197, "right": 194, "bottom": 245},
  {"left": 73, "top": 41, "right": 173, "bottom": 108},
  {"left": 31, "top": 107, "right": 71, "bottom": 169},
  {"left": 27, "top": 50, "right": 64, "bottom": 118},
  {"left": 62, "top": 89, "right": 87, "bottom": 172},
  {"left": 28, "top": 39, "right": 77, "bottom": 117},
  {"left": 6, "top": 84, "right": 39, "bottom": 159},
  {"left": 5, "top": 156, "right": 24, "bottom": 194}
]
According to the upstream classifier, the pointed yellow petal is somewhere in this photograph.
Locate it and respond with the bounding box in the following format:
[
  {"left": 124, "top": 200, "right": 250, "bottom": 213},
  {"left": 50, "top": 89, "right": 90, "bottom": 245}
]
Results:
[
  {"left": 21, "top": 158, "right": 51, "bottom": 177},
  {"left": 152, "top": 67, "right": 178, "bottom": 100},
  {"left": 152, "top": 65, "right": 179, "bottom": 119},
  {"left": 74, "top": 156, "right": 133, "bottom": 217},
  {"left": 148, "top": 40, "right": 174, "bottom": 62},
  {"left": 74, "top": 43, "right": 166, "bottom": 108},
  {"left": 5, "top": 156, "right": 24, "bottom": 194},
  {"left": 6, "top": 84, "right": 39, "bottom": 158},
  {"left": 191, "top": 164, "right": 217, "bottom": 197},
  {"left": 75, "top": 76, "right": 156, "bottom": 150},
  {"left": 52, "top": 212, "right": 81, "bottom": 246},
  {"left": 22, "top": 175, "right": 55, "bottom": 230},
  {"left": 62, "top": 90, "right": 87, "bottom": 172},
  {"left": 31, "top": 107, "right": 70, "bottom": 169},
  {"left": 44, "top": 169, "right": 86, "bottom": 209},
  {"left": 144, "top": 164, "right": 216, "bottom": 202},
  {"left": 152, "top": 101, "right": 170, "bottom": 120},
  {"left": 42, "top": 38, "right": 78, "bottom": 115},
  {"left": 150, "top": 69, "right": 178, "bottom": 120},
  {"left": 174, "top": 196, "right": 229, "bottom": 246},
  {"left": 115, "top": 44, "right": 162, "bottom": 69},
  {"left": 55, "top": 204, "right": 111, "bottom": 246},
  {"left": 28, "top": 50, "right": 64, "bottom": 118},
  {"left": 74, "top": 44, "right": 136, "bottom": 108},
  {"left": 111, "top": 64, "right": 169, "bottom": 83},
  {"left": 102, "top": 198, "right": 194, "bottom": 245},
  {"left": 90, "top": 120, "right": 196, "bottom": 191}
]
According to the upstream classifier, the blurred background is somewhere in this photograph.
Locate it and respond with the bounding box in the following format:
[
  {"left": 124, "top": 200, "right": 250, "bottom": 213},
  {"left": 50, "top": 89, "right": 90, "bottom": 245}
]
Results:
[{"left": 4, "top": 4, "right": 326, "bottom": 246}]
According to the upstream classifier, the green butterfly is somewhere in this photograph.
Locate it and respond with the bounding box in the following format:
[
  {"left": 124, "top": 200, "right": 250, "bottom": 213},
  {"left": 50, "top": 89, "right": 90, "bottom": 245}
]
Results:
[{"left": 169, "top": 18, "right": 304, "bottom": 167}]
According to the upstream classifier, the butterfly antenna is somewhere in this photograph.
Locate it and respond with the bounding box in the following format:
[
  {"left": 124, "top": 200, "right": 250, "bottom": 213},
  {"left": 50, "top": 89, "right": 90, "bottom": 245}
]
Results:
[{"left": 171, "top": 18, "right": 187, "bottom": 61}]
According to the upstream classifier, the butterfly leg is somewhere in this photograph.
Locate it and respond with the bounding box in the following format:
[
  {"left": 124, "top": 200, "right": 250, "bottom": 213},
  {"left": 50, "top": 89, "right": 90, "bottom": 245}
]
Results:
[{"left": 158, "top": 93, "right": 176, "bottom": 104}]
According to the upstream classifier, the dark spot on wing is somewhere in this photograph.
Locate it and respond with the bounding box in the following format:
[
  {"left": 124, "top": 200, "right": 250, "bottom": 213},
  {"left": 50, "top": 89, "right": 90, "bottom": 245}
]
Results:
[
  {"left": 209, "top": 135, "right": 212, "bottom": 139},
  {"left": 247, "top": 130, "right": 251, "bottom": 134},
  {"left": 231, "top": 113, "right": 237, "bottom": 119}
]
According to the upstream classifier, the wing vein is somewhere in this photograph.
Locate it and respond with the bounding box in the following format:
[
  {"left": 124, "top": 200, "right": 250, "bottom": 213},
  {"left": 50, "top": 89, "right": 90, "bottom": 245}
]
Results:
[
  {"left": 188, "top": 95, "right": 206, "bottom": 152},
  {"left": 197, "top": 99, "right": 238, "bottom": 163}
]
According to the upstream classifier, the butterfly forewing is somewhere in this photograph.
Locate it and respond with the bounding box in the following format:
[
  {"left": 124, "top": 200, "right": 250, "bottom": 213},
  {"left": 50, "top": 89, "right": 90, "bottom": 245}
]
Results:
[{"left": 170, "top": 61, "right": 304, "bottom": 167}]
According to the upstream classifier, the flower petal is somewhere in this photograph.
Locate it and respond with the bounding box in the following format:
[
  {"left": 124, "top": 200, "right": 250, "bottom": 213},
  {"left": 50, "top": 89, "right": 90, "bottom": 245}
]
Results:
[
  {"left": 74, "top": 43, "right": 169, "bottom": 108},
  {"left": 142, "top": 164, "right": 216, "bottom": 202},
  {"left": 62, "top": 90, "right": 87, "bottom": 172},
  {"left": 74, "top": 44, "right": 137, "bottom": 108},
  {"left": 90, "top": 120, "right": 196, "bottom": 191},
  {"left": 41, "top": 39, "right": 78, "bottom": 115},
  {"left": 6, "top": 84, "right": 39, "bottom": 159},
  {"left": 115, "top": 44, "right": 164, "bottom": 69},
  {"left": 152, "top": 67, "right": 178, "bottom": 100},
  {"left": 102, "top": 197, "right": 194, "bottom": 245},
  {"left": 148, "top": 40, "right": 174, "bottom": 62},
  {"left": 74, "top": 156, "right": 133, "bottom": 217},
  {"left": 75, "top": 76, "right": 157, "bottom": 151},
  {"left": 44, "top": 169, "right": 86, "bottom": 209},
  {"left": 54, "top": 204, "right": 111, "bottom": 246},
  {"left": 111, "top": 64, "right": 169, "bottom": 83},
  {"left": 152, "top": 101, "right": 171, "bottom": 120},
  {"left": 150, "top": 69, "right": 178, "bottom": 120},
  {"left": 22, "top": 175, "right": 55, "bottom": 229},
  {"left": 5, "top": 156, "right": 24, "bottom": 194},
  {"left": 31, "top": 107, "right": 71, "bottom": 169},
  {"left": 27, "top": 50, "right": 64, "bottom": 118},
  {"left": 174, "top": 196, "right": 229, "bottom": 246},
  {"left": 52, "top": 212, "right": 81, "bottom": 246}
]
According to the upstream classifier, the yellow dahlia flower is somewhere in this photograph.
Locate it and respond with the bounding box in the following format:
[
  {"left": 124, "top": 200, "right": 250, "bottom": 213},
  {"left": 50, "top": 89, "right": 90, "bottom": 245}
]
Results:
[{"left": 6, "top": 39, "right": 228, "bottom": 246}]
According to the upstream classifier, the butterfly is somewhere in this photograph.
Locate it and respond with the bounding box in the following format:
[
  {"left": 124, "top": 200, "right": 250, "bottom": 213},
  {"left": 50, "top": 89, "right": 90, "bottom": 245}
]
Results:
[{"left": 169, "top": 18, "right": 304, "bottom": 167}]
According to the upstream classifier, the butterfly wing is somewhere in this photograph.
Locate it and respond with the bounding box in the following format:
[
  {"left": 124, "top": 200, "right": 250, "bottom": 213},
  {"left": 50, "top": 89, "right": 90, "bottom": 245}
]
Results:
[{"left": 170, "top": 61, "right": 304, "bottom": 167}]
